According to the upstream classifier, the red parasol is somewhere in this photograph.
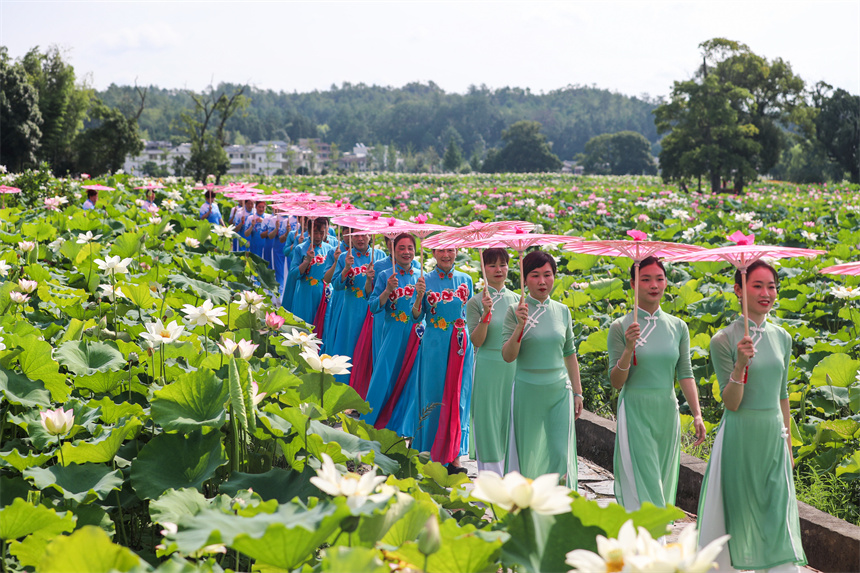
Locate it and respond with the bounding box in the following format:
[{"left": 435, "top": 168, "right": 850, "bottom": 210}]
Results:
[
  {"left": 819, "top": 261, "right": 860, "bottom": 276},
  {"left": 563, "top": 230, "right": 706, "bottom": 325},
  {"left": 665, "top": 231, "right": 824, "bottom": 338}
]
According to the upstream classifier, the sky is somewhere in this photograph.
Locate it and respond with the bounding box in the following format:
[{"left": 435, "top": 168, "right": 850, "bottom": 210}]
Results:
[{"left": 1, "top": 0, "right": 858, "bottom": 99}]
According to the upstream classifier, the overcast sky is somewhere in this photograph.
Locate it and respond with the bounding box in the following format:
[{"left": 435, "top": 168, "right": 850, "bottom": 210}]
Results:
[{"left": 2, "top": 0, "right": 858, "bottom": 99}]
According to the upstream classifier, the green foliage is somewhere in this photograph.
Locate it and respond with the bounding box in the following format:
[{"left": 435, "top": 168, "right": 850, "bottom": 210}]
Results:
[
  {"left": 583, "top": 131, "right": 657, "bottom": 176},
  {"left": 483, "top": 120, "right": 562, "bottom": 173}
]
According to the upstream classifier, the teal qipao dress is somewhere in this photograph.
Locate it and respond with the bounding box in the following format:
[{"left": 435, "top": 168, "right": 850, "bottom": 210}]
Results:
[
  {"left": 502, "top": 296, "right": 578, "bottom": 488},
  {"left": 466, "top": 286, "right": 519, "bottom": 475},
  {"left": 607, "top": 308, "right": 693, "bottom": 511},
  {"left": 697, "top": 318, "right": 806, "bottom": 572}
]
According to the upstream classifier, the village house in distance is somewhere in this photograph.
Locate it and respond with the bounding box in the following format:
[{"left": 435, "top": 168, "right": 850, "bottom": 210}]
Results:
[{"left": 123, "top": 139, "right": 393, "bottom": 177}]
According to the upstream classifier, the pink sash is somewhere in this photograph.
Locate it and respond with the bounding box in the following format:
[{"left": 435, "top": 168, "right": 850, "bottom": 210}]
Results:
[
  {"left": 312, "top": 284, "right": 328, "bottom": 338},
  {"left": 348, "top": 309, "right": 375, "bottom": 399},
  {"left": 430, "top": 324, "right": 467, "bottom": 464},
  {"left": 374, "top": 325, "right": 421, "bottom": 430}
]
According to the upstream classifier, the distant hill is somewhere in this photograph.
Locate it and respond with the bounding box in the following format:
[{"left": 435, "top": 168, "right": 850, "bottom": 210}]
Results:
[{"left": 98, "top": 82, "right": 661, "bottom": 161}]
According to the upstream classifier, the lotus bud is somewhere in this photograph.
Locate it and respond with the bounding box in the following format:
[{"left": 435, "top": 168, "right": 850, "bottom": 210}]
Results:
[
  {"left": 40, "top": 407, "right": 74, "bottom": 437},
  {"left": 128, "top": 352, "right": 139, "bottom": 365},
  {"left": 417, "top": 515, "right": 441, "bottom": 556}
]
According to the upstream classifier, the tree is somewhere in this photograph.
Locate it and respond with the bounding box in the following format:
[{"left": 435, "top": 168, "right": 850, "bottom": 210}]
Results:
[
  {"left": 442, "top": 138, "right": 463, "bottom": 172},
  {"left": 813, "top": 84, "right": 860, "bottom": 183},
  {"left": 75, "top": 99, "right": 144, "bottom": 176},
  {"left": 179, "top": 84, "right": 248, "bottom": 183},
  {"left": 483, "top": 120, "right": 561, "bottom": 173},
  {"left": 0, "top": 48, "right": 43, "bottom": 171},
  {"left": 583, "top": 131, "right": 656, "bottom": 175},
  {"left": 21, "top": 46, "right": 92, "bottom": 175},
  {"left": 655, "top": 74, "right": 760, "bottom": 193}
]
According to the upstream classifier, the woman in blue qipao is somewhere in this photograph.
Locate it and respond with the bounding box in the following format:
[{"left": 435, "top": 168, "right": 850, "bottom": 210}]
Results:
[
  {"left": 242, "top": 200, "right": 268, "bottom": 260},
  {"left": 281, "top": 217, "right": 308, "bottom": 312},
  {"left": 413, "top": 247, "right": 474, "bottom": 474},
  {"left": 288, "top": 218, "right": 336, "bottom": 325},
  {"left": 198, "top": 190, "right": 223, "bottom": 224},
  {"left": 229, "top": 199, "right": 253, "bottom": 252},
  {"left": 329, "top": 231, "right": 386, "bottom": 383},
  {"left": 362, "top": 234, "right": 425, "bottom": 437}
]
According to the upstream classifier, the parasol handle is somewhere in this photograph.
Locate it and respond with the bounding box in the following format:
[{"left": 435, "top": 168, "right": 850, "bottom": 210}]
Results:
[
  {"left": 741, "top": 268, "right": 750, "bottom": 338},
  {"left": 519, "top": 250, "right": 525, "bottom": 299},
  {"left": 633, "top": 261, "right": 640, "bottom": 366},
  {"left": 420, "top": 236, "right": 424, "bottom": 278},
  {"left": 480, "top": 249, "right": 487, "bottom": 291}
]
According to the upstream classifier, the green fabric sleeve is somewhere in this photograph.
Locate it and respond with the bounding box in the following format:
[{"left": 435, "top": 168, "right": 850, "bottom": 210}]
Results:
[{"left": 676, "top": 322, "right": 694, "bottom": 380}]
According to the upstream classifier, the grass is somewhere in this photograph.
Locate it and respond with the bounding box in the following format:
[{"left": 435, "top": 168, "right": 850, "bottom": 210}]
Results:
[{"left": 794, "top": 466, "right": 860, "bottom": 526}]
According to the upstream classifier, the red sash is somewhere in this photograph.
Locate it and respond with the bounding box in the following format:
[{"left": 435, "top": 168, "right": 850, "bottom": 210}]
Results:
[
  {"left": 348, "top": 309, "right": 375, "bottom": 399},
  {"left": 312, "top": 284, "right": 328, "bottom": 338},
  {"left": 430, "top": 324, "right": 467, "bottom": 464},
  {"left": 374, "top": 325, "right": 421, "bottom": 430}
]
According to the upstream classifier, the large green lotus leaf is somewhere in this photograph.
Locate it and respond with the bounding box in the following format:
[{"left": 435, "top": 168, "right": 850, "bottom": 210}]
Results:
[
  {"left": 228, "top": 501, "right": 349, "bottom": 571},
  {"left": 111, "top": 231, "right": 145, "bottom": 260},
  {"left": 87, "top": 397, "right": 146, "bottom": 425},
  {"left": 850, "top": 386, "right": 860, "bottom": 414},
  {"left": 0, "top": 367, "right": 51, "bottom": 407},
  {"left": 0, "top": 448, "right": 53, "bottom": 472},
  {"left": 74, "top": 370, "right": 127, "bottom": 394},
  {"left": 499, "top": 508, "right": 601, "bottom": 573},
  {"left": 38, "top": 525, "right": 143, "bottom": 573},
  {"left": 75, "top": 241, "right": 102, "bottom": 265},
  {"left": 577, "top": 329, "right": 608, "bottom": 354},
  {"left": 24, "top": 463, "right": 123, "bottom": 504},
  {"left": 219, "top": 467, "right": 319, "bottom": 504},
  {"left": 21, "top": 221, "right": 57, "bottom": 242},
  {"left": 59, "top": 238, "right": 84, "bottom": 262},
  {"left": 151, "top": 370, "right": 228, "bottom": 432},
  {"left": 585, "top": 277, "right": 625, "bottom": 301},
  {"left": 0, "top": 497, "right": 75, "bottom": 540},
  {"left": 810, "top": 353, "right": 860, "bottom": 387},
  {"left": 255, "top": 365, "right": 303, "bottom": 398},
  {"left": 808, "top": 386, "right": 851, "bottom": 416},
  {"left": 376, "top": 496, "right": 437, "bottom": 548},
  {"left": 23, "top": 262, "right": 52, "bottom": 283},
  {"left": 149, "top": 488, "right": 212, "bottom": 525},
  {"left": 394, "top": 516, "right": 505, "bottom": 573},
  {"left": 15, "top": 336, "right": 69, "bottom": 402},
  {"left": 201, "top": 254, "right": 245, "bottom": 275},
  {"left": 168, "top": 273, "right": 232, "bottom": 304},
  {"left": 60, "top": 419, "right": 142, "bottom": 466},
  {"left": 835, "top": 449, "right": 860, "bottom": 479},
  {"left": 338, "top": 415, "right": 419, "bottom": 460},
  {"left": 245, "top": 254, "right": 279, "bottom": 291},
  {"left": 571, "top": 496, "right": 682, "bottom": 540},
  {"left": 1, "top": 475, "right": 31, "bottom": 507},
  {"left": 321, "top": 547, "right": 388, "bottom": 573},
  {"left": 296, "top": 372, "right": 370, "bottom": 415},
  {"left": 55, "top": 340, "right": 126, "bottom": 376},
  {"left": 58, "top": 318, "right": 92, "bottom": 344},
  {"left": 130, "top": 430, "right": 228, "bottom": 500},
  {"left": 124, "top": 282, "right": 158, "bottom": 310}
]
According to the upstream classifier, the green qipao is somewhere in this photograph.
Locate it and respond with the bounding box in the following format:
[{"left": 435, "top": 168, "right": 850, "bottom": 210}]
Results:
[
  {"left": 502, "top": 295, "right": 578, "bottom": 488},
  {"left": 607, "top": 308, "right": 693, "bottom": 511},
  {"left": 466, "top": 286, "right": 520, "bottom": 475},
  {"left": 698, "top": 318, "right": 806, "bottom": 571}
]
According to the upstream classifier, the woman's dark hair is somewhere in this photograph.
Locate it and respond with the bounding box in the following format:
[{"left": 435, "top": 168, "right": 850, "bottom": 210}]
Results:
[
  {"left": 86, "top": 189, "right": 98, "bottom": 199},
  {"left": 205, "top": 190, "right": 216, "bottom": 200},
  {"left": 735, "top": 260, "right": 778, "bottom": 287},
  {"left": 522, "top": 250, "right": 556, "bottom": 277},
  {"left": 393, "top": 233, "right": 416, "bottom": 249},
  {"left": 630, "top": 256, "right": 666, "bottom": 286},
  {"left": 313, "top": 217, "right": 329, "bottom": 228},
  {"left": 483, "top": 248, "right": 510, "bottom": 266}
]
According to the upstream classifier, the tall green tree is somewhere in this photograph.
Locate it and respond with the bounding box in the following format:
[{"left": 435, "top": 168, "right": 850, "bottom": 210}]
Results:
[
  {"left": 583, "top": 131, "right": 656, "bottom": 175},
  {"left": 655, "top": 74, "right": 760, "bottom": 193},
  {"left": 75, "top": 100, "right": 144, "bottom": 176},
  {"left": 442, "top": 138, "right": 463, "bottom": 172},
  {"left": 813, "top": 83, "right": 860, "bottom": 183},
  {"left": 179, "top": 84, "right": 248, "bottom": 183},
  {"left": 21, "top": 46, "right": 92, "bottom": 174},
  {"left": 483, "top": 120, "right": 561, "bottom": 173},
  {"left": 0, "top": 47, "right": 43, "bottom": 171}
]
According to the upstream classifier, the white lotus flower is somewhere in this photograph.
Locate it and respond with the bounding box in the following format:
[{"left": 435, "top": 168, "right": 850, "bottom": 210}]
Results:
[
  {"left": 181, "top": 299, "right": 227, "bottom": 327},
  {"left": 471, "top": 471, "right": 572, "bottom": 515},
  {"left": 216, "top": 337, "right": 257, "bottom": 359},
  {"left": 0, "top": 260, "right": 11, "bottom": 276},
  {"left": 212, "top": 224, "right": 237, "bottom": 239},
  {"left": 0, "top": 337, "right": 6, "bottom": 352},
  {"left": 184, "top": 237, "right": 201, "bottom": 248},
  {"left": 149, "top": 216, "right": 162, "bottom": 224},
  {"left": 300, "top": 349, "right": 352, "bottom": 375},
  {"left": 18, "top": 241, "right": 35, "bottom": 253},
  {"left": 48, "top": 237, "right": 65, "bottom": 253},
  {"left": 95, "top": 255, "right": 133, "bottom": 277},
  {"left": 17, "top": 279, "right": 37, "bottom": 293},
  {"left": 9, "top": 292, "right": 29, "bottom": 304},
  {"left": 235, "top": 290, "right": 266, "bottom": 312},
  {"left": 280, "top": 328, "right": 322, "bottom": 353},
  {"left": 161, "top": 223, "right": 175, "bottom": 235},
  {"left": 140, "top": 319, "right": 185, "bottom": 347},
  {"left": 76, "top": 231, "right": 103, "bottom": 244},
  {"left": 162, "top": 199, "right": 178, "bottom": 212},
  {"left": 566, "top": 520, "right": 730, "bottom": 573},
  {"left": 40, "top": 407, "right": 74, "bottom": 437},
  {"left": 99, "top": 284, "right": 125, "bottom": 302},
  {"left": 310, "top": 453, "right": 391, "bottom": 510},
  {"left": 166, "top": 190, "right": 183, "bottom": 201},
  {"left": 830, "top": 285, "right": 860, "bottom": 300},
  {"left": 250, "top": 380, "right": 266, "bottom": 405}
]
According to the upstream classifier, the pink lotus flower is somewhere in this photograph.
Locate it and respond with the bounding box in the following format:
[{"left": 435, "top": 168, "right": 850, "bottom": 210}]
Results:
[
  {"left": 728, "top": 231, "right": 755, "bottom": 245},
  {"left": 265, "top": 312, "right": 285, "bottom": 331},
  {"left": 627, "top": 229, "right": 648, "bottom": 241}
]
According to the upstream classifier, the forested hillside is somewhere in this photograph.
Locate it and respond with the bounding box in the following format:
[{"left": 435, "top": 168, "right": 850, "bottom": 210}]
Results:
[{"left": 98, "top": 82, "right": 660, "bottom": 160}]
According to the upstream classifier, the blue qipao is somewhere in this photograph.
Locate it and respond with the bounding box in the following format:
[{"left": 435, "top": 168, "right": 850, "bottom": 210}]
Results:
[
  {"left": 198, "top": 201, "right": 223, "bottom": 224},
  {"left": 287, "top": 240, "right": 336, "bottom": 324}
]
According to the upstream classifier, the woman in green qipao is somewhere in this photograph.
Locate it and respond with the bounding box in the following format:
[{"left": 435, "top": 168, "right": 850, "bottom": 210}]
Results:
[
  {"left": 607, "top": 256, "right": 706, "bottom": 511},
  {"left": 698, "top": 261, "right": 806, "bottom": 573},
  {"left": 501, "top": 250, "right": 583, "bottom": 488},
  {"left": 467, "top": 248, "right": 520, "bottom": 475}
]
